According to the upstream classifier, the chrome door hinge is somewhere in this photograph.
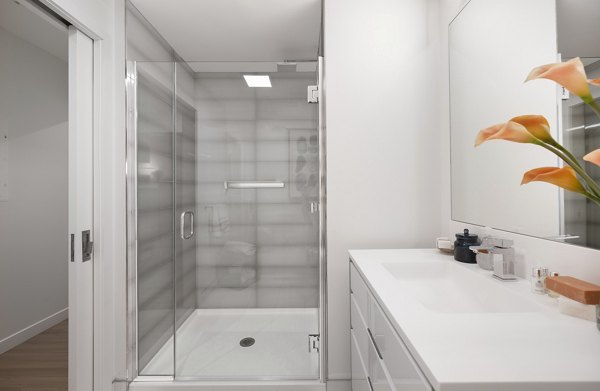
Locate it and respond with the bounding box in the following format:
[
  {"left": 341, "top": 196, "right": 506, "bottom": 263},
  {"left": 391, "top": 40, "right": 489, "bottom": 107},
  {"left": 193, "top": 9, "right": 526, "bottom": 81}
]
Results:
[
  {"left": 307, "top": 85, "right": 319, "bottom": 103},
  {"left": 112, "top": 371, "right": 131, "bottom": 390},
  {"left": 310, "top": 201, "right": 320, "bottom": 214},
  {"left": 308, "top": 333, "right": 320, "bottom": 352}
]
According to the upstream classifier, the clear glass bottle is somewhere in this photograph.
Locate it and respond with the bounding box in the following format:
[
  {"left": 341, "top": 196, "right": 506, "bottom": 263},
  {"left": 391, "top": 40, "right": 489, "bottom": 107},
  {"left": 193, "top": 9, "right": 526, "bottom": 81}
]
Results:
[
  {"left": 531, "top": 267, "right": 548, "bottom": 294},
  {"left": 547, "top": 271, "right": 560, "bottom": 298}
]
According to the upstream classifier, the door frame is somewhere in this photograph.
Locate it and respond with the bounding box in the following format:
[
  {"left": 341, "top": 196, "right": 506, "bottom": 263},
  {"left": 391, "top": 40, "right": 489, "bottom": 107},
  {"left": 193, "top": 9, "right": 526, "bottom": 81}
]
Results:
[
  {"left": 68, "top": 25, "right": 95, "bottom": 391},
  {"left": 37, "top": 1, "right": 107, "bottom": 390}
]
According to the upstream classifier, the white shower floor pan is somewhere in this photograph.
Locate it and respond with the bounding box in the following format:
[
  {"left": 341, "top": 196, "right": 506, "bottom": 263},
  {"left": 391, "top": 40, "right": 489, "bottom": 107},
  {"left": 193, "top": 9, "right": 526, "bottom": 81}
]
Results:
[{"left": 140, "top": 308, "right": 320, "bottom": 381}]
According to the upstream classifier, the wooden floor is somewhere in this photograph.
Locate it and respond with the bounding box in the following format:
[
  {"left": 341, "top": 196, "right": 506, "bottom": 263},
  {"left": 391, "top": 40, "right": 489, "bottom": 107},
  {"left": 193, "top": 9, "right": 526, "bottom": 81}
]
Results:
[{"left": 0, "top": 320, "right": 67, "bottom": 391}]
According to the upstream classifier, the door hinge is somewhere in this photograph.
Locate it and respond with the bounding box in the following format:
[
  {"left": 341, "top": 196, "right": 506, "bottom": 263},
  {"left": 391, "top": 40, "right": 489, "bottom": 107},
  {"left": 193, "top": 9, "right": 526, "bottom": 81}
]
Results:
[
  {"left": 561, "top": 86, "right": 570, "bottom": 100},
  {"left": 112, "top": 370, "right": 131, "bottom": 389},
  {"left": 308, "top": 333, "right": 320, "bottom": 353},
  {"left": 307, "top": 85, "right": 319, "bottom": 103},
  {"left": 310, "top": 201, "right": 320, "bottom": 214}
]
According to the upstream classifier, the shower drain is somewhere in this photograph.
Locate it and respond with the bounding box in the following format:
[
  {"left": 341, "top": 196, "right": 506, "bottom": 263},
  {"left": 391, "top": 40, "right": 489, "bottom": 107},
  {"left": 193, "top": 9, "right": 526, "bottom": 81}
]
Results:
[{"left": 239, "top": 337, "right": 255, "bottom": 347}]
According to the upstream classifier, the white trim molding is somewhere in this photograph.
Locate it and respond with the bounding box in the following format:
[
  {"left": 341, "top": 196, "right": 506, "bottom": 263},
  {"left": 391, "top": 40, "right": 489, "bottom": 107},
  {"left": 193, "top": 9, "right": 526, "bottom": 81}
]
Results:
[
  {"left": 0, "top": 308, "right": 68, "bottom": 355},
  {"left": 129, "top": 380, "right": 327, "bottom": 391}
]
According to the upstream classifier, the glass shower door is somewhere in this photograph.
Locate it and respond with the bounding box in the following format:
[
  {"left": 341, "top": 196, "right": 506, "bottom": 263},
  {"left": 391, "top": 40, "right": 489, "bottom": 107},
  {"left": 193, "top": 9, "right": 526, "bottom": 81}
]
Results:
[
  {"left": 173, "top": 61, "right": 198, "bottom": 373},
  {"left": 134, "top": 60, "right": 199, "bottom": 378},
  {"left": 175, "top": 63, "right": 321, "bottom": 380},
  {"left": 130, "top": 59, "right": 324, "bottom": 380}
]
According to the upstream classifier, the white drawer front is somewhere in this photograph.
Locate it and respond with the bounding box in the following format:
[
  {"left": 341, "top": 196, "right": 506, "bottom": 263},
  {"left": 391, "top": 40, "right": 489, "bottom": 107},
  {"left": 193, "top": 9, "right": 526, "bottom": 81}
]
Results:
[
  {"left": 350, "top": 262, "right": 369, "bottom": 322},
  {"left": 370, "top": 298, "right": 431, "bottom": 391},
  {"left": 351, "top": 329, "right": 371, "bottom": 391},
  {"left": 351, "top": 295, "right": 371, "bottom": 364},
  {"left": 368, "top": 336, "right": 393, "bottom": 391}
]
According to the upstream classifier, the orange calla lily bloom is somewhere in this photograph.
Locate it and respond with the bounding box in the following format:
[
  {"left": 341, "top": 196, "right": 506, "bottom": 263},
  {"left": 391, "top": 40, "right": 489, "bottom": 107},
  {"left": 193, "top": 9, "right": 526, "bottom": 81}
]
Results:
[
  {"left": 583, "top": 149, "right": 600, "bottom": 167},
  {"left": 475, "top": 121, "right": 536, "bottom": 147},
  {"left": 525, "top": 57, "right": 592, "bottom": 102},
  {"left": 475, "top": 115, "right": 555, "bottom": 147},
  {"left": 510, "top": 115, "right": 554, "bottom": 143},
  {"left": 521, "top": 166, "right": 586, "bottom": 194},
  {"left": 589, "top": 78, "right": 600, "bottom": 87}
]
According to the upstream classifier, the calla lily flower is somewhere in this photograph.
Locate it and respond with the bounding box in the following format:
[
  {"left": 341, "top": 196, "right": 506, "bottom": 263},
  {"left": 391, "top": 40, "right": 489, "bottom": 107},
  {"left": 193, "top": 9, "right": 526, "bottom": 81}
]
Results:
[
  {"left": 589, "top": 78, "right": 600, "bottom": 87},
  {"left": 583, "top": 149, "right": 600, "bottom": 167},
  {"left": 525, "top": 57, "right": 593, "bottom": 102},
  {"left": 475, "top": 115, "right": 554, "bottom": 147},
  {"left": 521, "top": 166, "right": 586, "bottom": 194},
  {"left": 475, "top": 121, "right": 535, "bottom": 146},
  {"left": 510, "top": 115, "right": 555, "bottom": 143}
]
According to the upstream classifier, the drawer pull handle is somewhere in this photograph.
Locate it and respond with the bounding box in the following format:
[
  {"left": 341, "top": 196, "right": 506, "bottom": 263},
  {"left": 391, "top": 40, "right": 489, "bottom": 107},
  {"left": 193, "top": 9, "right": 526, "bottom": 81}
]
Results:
[{"left": 367, "top": 327, "right": 383, "bottom": 360}]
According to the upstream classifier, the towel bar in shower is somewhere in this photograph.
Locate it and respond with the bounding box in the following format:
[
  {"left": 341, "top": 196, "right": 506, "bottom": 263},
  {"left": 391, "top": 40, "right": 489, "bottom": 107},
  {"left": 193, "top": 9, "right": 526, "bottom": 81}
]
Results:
[{"left": 224, "top": 180, "right": 285, "bottom": 190}]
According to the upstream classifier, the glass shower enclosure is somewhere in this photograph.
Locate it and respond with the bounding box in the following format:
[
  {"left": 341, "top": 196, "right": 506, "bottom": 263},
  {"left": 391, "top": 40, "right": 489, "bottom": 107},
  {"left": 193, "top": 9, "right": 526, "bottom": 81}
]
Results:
[{"left": 126, "top": 58, "right": 325, "bottom": 381}]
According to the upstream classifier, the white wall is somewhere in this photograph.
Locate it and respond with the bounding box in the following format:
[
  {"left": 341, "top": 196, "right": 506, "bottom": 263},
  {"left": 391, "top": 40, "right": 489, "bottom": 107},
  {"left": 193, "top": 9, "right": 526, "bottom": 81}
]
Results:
[
  {"left": 0, "top": 25, "right": 68, "bottom": 350},
  {"left": 440, "top": 1, "right": 600, "bottom": 285},
  {"left": 324, "top": 0, "right": 442, "bottom": 387}
]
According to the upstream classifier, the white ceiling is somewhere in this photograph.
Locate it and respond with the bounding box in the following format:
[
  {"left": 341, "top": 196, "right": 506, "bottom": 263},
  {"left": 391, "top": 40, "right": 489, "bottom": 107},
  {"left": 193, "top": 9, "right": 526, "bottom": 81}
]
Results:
[
  {"left": 130, "top": 0, "right": 321, "bottom": 67},
  {"left": 0, "top": 0, "right": 68, "bottom": 61}
]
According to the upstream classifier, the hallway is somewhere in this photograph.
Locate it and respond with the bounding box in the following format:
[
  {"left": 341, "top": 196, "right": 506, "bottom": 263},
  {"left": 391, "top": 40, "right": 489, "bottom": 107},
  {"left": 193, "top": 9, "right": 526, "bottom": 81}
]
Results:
[{"left": 0, "top": 321, "right": 67, "bottom": 391}]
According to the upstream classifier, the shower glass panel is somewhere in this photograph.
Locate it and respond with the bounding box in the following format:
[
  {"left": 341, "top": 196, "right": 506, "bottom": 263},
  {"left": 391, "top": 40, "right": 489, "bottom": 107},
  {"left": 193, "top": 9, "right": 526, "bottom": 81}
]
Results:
[
  {"left": 135, "top": 61, "right": 175, "bottom": 376},
  {"left": 131, "top": 60, "right": 321, "bottom": 380}
]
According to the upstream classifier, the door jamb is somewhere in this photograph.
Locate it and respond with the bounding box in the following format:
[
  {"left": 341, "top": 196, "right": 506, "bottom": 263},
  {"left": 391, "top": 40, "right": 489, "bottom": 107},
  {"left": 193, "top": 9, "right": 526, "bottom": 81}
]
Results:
[{"left": 38, "top": 1, "right": 106, "bottom": 390}]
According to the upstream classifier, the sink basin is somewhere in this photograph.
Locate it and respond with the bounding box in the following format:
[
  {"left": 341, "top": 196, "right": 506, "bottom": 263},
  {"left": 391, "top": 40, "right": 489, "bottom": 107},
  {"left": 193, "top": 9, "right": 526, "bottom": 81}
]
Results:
[{"left": 382, "top": 261, "right": 542, "bottom": 314}]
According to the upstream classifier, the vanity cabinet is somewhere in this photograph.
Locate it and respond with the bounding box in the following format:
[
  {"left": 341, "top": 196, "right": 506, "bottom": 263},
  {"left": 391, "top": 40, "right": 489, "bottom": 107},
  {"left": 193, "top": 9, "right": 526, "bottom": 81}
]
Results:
[{"left": 350, "top": 261, "right": 431, "bottom": 391}]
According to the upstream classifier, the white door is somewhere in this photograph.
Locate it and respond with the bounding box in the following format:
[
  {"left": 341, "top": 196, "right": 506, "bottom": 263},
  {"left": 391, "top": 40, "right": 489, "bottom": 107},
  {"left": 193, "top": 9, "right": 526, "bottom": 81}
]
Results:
[{"left": 68, "top": 26, "right": 94, "bottom": 391}]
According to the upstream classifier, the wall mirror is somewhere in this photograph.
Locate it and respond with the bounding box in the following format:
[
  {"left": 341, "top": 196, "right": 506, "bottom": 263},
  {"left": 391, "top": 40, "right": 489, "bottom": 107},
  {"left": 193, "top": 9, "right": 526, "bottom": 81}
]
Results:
[{"left": 450, "top": 0, "right": 600, "bottom": 250}]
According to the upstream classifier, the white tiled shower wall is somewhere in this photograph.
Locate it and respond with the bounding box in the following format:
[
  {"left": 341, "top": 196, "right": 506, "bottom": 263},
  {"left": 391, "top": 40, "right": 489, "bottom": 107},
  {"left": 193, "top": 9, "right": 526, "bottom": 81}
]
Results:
[{"left": 194, "top": 74, "right": 321, "bottom": 309}]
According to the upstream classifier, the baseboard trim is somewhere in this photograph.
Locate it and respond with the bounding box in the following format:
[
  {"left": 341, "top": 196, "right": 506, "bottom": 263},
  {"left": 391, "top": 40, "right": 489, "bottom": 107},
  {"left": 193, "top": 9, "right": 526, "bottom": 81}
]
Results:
[
  {"left": 0, "top": 308, "right": 68, "bottom": 355},
  {"left": 130, "top": 380, "right": 326, "bottom": 391},
  {"left": 325, "top": 379, "right": 351, "bottom": 391}
]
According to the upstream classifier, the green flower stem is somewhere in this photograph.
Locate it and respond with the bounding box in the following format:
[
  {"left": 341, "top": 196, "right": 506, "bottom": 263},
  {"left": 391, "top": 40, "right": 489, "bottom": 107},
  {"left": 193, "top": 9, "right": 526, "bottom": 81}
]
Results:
[
  {"left": 584, "top": 98, "right": 600, "bottom": 119},
  {"left": 547, "top": 140, "right": 600, "bottom": 197},
  {"left": 583, "top": 191, "right": 600, "bottom": 207},
  {"left": 534, "top": 140, "right": 600, "bottom": 198}
]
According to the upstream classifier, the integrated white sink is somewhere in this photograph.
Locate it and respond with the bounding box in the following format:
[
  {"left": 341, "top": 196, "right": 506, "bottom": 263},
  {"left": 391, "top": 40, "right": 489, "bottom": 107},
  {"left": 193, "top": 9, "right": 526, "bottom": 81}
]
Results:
[
  {"left": 350, "top": 249, "right": 600, "bottom": 390},
  {"left": 382, "top": 261, "right": 543, "bottom": 314}
]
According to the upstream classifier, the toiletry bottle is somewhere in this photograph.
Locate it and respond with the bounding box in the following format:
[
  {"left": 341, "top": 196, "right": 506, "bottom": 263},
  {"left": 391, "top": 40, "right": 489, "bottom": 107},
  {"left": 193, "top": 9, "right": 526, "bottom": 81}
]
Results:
[
  {"left": 547, "top": 271, "right": 560, "bottom": 298},
  {"left": 531, "top": 267, "right": 548, "bottom": 294}
]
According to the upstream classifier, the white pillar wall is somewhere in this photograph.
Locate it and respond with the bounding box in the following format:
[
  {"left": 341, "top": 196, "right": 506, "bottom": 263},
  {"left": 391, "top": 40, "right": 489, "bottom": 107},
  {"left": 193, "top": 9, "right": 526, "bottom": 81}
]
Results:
[{"left": 324, "top": 0, "right": 442, "bottom": 386}]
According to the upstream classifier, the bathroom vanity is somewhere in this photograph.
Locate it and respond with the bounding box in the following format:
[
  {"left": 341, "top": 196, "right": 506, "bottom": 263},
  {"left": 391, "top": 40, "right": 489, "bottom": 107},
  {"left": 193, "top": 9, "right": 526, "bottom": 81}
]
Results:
[{"left": 349, "top": 249, "right": 600, "bottom": 391}]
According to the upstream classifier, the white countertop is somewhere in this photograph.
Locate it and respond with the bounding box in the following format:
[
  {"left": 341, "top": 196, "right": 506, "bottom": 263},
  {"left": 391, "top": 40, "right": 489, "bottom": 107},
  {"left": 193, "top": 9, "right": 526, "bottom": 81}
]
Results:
[{"left": 349, "top": 249, "right": 600, "bottom": 391}]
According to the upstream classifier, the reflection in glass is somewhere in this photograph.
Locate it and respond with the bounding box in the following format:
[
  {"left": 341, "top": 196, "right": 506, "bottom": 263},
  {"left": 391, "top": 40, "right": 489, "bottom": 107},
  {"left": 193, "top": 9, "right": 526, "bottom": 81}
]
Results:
[{"left": 562, "top": 58, "right": 600, "bottom": 249}]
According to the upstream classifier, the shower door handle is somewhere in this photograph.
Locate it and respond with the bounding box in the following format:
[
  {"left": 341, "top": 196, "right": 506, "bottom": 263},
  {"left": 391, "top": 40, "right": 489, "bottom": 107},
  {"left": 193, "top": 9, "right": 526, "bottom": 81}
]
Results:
[{"left": 180, "top": 211, "right": 194, "bottom": 240}]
